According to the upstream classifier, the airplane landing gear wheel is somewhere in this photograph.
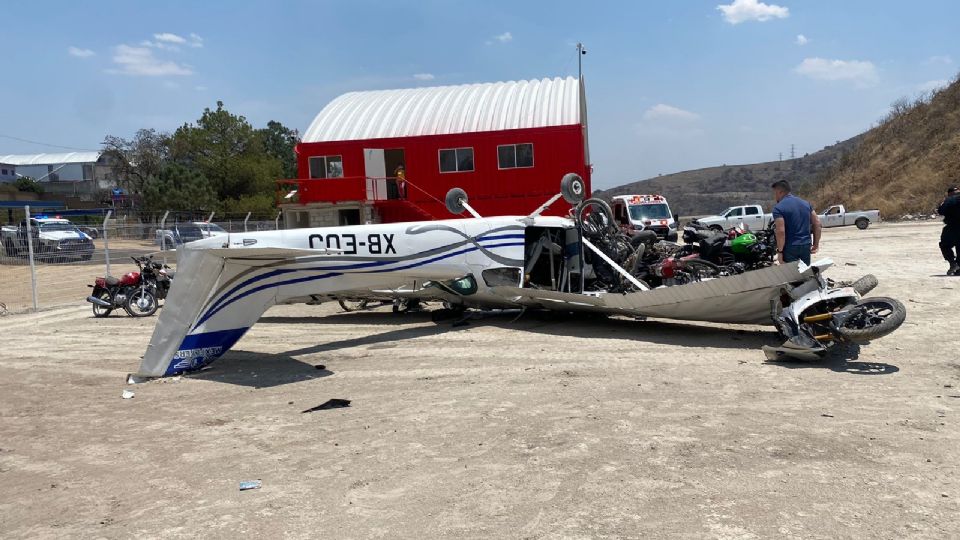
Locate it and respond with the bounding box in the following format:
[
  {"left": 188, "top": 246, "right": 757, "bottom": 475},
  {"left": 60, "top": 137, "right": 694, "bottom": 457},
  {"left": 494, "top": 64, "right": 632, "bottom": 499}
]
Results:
[{"left": 560, "top": 173, "right": 586, "bottom": 204}]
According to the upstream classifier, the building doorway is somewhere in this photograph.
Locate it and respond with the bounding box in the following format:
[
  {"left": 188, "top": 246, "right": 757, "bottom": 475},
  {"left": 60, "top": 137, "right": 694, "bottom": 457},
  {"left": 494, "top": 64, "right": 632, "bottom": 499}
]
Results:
[
  {"left": 338, "top": 208, "right": 361, "bottom": 225},
  {"left": 384, "top": 149, "right": 405, "bottom": 199}
]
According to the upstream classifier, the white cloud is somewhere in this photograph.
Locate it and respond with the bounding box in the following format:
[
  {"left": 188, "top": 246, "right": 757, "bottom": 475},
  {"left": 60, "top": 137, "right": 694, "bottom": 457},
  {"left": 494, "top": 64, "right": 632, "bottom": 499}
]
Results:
[
  {"left": 153, "top": 32, "right": 187, "bottom": 44},
  {"left": 493, "top": 31, "right": 513, "bottom": 43},
  {"left": 413, "top": 73, "right": 435, "bottom": 81},
  {"left": 717, "top": 0, "right": 789, "bottom": 24},
  {"left": 141, "top": 39, "right": 179, "bottom": 51},
  {"left": 141, "top": 32, "right": 202, "bottom": 50},
  {"left": 917, "top": 79, "right": 949, "bottom": 93},
  {"left": 795, "top": 34, "right": 808, "bottom": 45},
  {"left": 925, "top": 55, "right": 952, "bottom": 65},
  {"left": 109, "top": 44, "right": 192, "bottom": 76},
  {"left": 642, "top": 103, "right": 700, "bottom": 122},
  {"left": 67, "top": 46, "right": 95, "bottom": 58},
  {"left": 794, "top": 57, "right": 877, "bottom": 85}
]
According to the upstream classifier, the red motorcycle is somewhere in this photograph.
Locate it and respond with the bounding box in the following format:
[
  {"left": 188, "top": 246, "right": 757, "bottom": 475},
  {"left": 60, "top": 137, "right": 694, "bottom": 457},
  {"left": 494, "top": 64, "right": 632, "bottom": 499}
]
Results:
[{"left": 86, "top": 257, "right": 160, "bottom": 317}]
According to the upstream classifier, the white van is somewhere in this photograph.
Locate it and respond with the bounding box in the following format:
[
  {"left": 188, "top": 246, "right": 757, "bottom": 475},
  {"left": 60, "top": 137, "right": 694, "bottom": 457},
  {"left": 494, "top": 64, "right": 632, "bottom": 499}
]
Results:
[{"left": 610, "top": 194, "right": 678, "bottom": 241}]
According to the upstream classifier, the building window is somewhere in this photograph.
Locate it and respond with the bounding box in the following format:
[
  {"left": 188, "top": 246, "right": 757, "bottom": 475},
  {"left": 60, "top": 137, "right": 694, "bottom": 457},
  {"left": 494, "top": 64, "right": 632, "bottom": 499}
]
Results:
[
  {"left": 308, "top": 155, "right": 344, "bottom": 179},
  {"left": 497, "top": 143, "right": 534, "bottom": 169},
  {"left": 1, "top": 169, "right": 6, "bottom": 175},
  {"left": 438, "top": 147, "right": 474, "bottom": 173}
]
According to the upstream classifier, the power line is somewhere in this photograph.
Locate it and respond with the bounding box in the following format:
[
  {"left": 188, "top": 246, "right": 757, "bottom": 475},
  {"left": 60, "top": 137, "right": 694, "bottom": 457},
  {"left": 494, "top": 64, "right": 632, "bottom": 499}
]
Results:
[{"left": 0, "top": 134, "right": 97, "bottom": 153}]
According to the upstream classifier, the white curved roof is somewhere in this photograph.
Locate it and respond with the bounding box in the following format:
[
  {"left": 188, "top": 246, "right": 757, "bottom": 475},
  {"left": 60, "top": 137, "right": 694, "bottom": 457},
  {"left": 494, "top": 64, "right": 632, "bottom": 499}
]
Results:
[
  {"left": 0, "top": 152, "right": 101, "bottom": 166},
  {"left": 302, "top": 77, "right": 584, "bottom": 143}
]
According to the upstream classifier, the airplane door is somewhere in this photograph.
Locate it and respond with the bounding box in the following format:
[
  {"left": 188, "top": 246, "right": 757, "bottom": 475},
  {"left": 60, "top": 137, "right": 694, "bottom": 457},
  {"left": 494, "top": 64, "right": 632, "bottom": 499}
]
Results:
[{"left": 363, "top": 149, "right": 387, "bottom": 200}]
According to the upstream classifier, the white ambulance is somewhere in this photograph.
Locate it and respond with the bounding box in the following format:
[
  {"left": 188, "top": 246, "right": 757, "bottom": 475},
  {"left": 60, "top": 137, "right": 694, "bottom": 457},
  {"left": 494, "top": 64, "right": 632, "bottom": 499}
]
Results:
[{"left": 610, "top": 194, "right": 679, "bottom": 242}]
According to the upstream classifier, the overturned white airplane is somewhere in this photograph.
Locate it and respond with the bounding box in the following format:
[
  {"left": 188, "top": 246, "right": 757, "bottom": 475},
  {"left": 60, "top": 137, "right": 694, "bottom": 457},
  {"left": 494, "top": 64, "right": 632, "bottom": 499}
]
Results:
[{"left": 136, "top": 175, "right": 906, "bottom": 378}]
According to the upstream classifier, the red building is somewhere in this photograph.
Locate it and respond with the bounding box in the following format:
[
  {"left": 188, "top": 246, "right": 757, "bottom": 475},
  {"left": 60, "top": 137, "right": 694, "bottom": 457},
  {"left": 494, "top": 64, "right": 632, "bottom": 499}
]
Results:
[{"left": 281, "top": 77, "right": 591, "bottom": 227}]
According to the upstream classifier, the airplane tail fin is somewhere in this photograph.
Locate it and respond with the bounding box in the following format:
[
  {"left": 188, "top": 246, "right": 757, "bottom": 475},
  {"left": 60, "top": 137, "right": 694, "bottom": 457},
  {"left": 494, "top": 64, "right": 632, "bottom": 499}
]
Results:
[{"left": 135, "top": 245, "right": 323, "bottom": 378}]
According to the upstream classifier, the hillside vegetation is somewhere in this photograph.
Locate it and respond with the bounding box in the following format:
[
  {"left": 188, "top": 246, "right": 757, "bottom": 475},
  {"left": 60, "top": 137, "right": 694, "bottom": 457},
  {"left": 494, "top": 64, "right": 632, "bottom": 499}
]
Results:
[
  {"left": 807, "top": 75, "right": 960, "bottom": 217},
  {"left": 596, "top": 137, "right": 861, "bottom": 216}
]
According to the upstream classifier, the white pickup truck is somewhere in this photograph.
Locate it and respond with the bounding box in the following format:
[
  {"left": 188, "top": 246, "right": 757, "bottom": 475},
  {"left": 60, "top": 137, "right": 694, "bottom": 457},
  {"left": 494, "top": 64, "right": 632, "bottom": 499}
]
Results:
[
  {"left": 819, "top": 205, "right": 880, "bottom": 230},
  {"left": 695, "top": 205, "right": 773, "bottom": 232}
]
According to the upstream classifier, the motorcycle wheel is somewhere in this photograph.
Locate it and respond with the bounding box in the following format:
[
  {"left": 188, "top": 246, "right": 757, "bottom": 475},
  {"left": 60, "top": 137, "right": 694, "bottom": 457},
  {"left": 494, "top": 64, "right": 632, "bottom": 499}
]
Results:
[
  {"left": 834, "top": 297, "right": 906, "bottom": 344},
  {"left": 125, "top": 289, "right": 159, "bottom": 317},
  {"left": 91, "top": 288, "right": 113, "bottom": 318},
  {"left": 681, "top": 259, "right": 722, "bottom": 281},
  {"left": 850, "top": 274, "right": 878, "bottom": 296},
  {"left": 338, "top": 299, "right": 369, "bottom": 312}
]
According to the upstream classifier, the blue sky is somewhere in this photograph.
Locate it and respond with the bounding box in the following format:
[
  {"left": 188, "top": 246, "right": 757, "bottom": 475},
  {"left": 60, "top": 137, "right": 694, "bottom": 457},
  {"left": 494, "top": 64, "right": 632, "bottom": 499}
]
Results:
[{"left": 2, "top": 0, "right": 958, "bottom": 189}]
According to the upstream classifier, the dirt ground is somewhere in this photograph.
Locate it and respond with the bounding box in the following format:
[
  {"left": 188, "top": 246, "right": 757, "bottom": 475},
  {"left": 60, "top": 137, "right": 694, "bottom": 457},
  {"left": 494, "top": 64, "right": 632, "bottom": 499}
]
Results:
[{"left": 0, "top": 221, "right": 957, "bottom": 539}]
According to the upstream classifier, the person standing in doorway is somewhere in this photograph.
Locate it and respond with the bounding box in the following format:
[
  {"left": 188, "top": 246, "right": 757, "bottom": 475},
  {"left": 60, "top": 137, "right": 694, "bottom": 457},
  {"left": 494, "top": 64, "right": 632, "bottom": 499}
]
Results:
[
  {"left": 771, "top": 180, "right": 822, "bottom": 265},
  {"left": 937, "top": 186, "right": 960, "bottom": 275},
  {"left": 394, "top": 165, "right": 407, "bottom": 199}
]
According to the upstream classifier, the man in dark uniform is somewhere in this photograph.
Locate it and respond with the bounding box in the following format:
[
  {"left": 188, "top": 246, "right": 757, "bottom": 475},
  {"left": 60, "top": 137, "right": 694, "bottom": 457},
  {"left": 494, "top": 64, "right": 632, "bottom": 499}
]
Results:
[{"left": 937, "top": 186, "right": 960, "bottom": 275}]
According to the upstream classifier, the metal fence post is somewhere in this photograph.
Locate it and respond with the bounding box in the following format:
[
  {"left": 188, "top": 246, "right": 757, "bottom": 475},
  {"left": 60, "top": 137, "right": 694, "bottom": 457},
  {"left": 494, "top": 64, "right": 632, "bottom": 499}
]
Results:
[
  {"left": 207, "top": 211, "right": 215, "bottom": 223},
  {"left": 159, "top": 210, "right": 169, "bottom": 266},
  {"left": 275, "top": 210, "right": 282, "bottom": 230},
  {"left": 24, "top": 206, "right": 39, "bottom": 311},
  {"left": 243, "top": 211, "right": 251, "bottom": 232},
  {"left": 102, "top": 209, "right": 113, "bottom": 277}
]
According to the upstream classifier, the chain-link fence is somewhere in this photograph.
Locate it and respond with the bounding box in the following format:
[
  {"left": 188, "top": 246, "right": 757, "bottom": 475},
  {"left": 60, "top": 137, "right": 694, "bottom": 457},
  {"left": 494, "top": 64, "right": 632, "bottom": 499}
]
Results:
[{"left": 0, "top": 206, "right": 284, "bottom": 314}]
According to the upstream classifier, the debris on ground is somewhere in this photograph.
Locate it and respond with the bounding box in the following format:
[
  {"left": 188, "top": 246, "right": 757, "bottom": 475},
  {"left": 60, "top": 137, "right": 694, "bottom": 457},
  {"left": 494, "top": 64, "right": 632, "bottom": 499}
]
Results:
[
  {"left": 239, "top": 480, "right": 262, "bottom": 491},
  {"left": 121, "top": 390, "right": 135, "bottom": 399},
  {"left": 302, "top": 399, "right": 351, "bottom": 413},
  {"left": 314, "top": 364, "right": 326, "bottom": 370}
]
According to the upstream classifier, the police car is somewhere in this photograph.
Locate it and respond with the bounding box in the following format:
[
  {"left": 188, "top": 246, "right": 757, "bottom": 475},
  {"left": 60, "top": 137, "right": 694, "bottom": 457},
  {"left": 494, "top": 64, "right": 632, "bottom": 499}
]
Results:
[
  {"left": 610, "top": 195, "right": 679, "bottom": 241},
  {"left": 1, "top": 216, "right": 95, "bottom": 261}
]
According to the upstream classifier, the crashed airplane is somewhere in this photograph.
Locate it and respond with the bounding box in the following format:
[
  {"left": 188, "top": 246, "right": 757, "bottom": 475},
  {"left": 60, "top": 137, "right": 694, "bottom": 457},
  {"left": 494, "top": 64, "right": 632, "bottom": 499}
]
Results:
[{"left": 136, "top": 174, "right": 906, "bottom": 378}]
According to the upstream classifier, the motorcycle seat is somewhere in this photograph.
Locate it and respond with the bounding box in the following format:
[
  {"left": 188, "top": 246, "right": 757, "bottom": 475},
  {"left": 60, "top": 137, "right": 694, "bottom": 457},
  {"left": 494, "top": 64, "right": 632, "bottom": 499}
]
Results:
[{"left": 105, "top": 276, "right": 120, "bottom": 286}]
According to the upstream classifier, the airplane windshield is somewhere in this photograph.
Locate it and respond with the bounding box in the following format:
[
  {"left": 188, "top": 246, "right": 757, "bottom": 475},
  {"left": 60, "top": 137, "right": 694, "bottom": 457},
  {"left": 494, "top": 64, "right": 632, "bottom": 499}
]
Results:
[{"left": 628, "top": 204, "right": 671, "bottom": 221}]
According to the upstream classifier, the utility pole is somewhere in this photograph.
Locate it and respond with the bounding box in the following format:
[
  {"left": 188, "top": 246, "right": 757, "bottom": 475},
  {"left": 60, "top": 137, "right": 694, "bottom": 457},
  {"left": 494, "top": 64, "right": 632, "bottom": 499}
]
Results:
[
  {"left": 576, "top": 42, "right": 587, "bottom": 80},
  {"left": 779, "top": 152, "right": 783, "bottom": 162},
  {"left": 790, "top": 144, "right": 795, "bottom": 159}
]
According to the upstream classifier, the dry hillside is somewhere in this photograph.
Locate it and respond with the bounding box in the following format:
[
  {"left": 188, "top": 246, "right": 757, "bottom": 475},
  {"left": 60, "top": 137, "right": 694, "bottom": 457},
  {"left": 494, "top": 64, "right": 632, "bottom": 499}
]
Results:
[
  {"left": 595, "top": 137, "right": 861, "bottom": 216},
  {"left": 808, "top": 75, "right": 960, "bottom": 217}
]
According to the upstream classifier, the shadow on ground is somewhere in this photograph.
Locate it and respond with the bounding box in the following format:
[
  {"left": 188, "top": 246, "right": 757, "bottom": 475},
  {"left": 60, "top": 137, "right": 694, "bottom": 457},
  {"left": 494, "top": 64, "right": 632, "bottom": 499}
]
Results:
[
  {"left": 265, "top": 308, "right": 768, "bottom": 351},
  {"left": 187, "top": 350, "right": 333, "bottom": 388},
  {"left": 767, "top": 342, "right": 899, "bottom": 375},
  {"left": 223, "top": 307, "right": 900, "bottom": 384}
]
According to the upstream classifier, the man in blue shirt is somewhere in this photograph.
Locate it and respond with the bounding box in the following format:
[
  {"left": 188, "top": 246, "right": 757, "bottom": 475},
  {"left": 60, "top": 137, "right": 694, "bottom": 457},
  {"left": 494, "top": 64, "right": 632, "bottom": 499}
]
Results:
[{"left": 771, "top": 180, "right": 822, "bottom": 265}]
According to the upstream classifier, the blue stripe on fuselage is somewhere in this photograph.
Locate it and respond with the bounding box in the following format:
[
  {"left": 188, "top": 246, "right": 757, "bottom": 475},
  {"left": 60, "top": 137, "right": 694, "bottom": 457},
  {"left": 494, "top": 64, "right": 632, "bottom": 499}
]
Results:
[{"left": 194, "top": 238, "right": 524, "bottom": 329}]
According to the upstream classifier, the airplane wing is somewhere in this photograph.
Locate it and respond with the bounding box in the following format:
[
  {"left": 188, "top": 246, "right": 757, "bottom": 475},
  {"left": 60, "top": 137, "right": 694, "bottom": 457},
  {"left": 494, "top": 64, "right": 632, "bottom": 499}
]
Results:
[
  {"left": 490, "top": 261, "right": 825, "bottom": 325},
  {"left": 136, "top": 223, "right": 512, "bottom": 378}
]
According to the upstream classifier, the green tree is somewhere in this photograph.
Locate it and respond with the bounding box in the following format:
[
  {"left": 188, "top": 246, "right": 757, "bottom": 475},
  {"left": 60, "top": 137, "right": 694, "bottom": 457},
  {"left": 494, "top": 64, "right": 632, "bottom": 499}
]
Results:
[
  {"left": 257, "top": 120, "right": 299, "bottom": 179},
  {"left": 141, "top": 164, "right": 217, "bottom": 213},
  {"left": 101, "top": 129, "right": 171, "bottom": 196},
  {"left": 169, "top": 101, "right": 283, "bottom": 211},
  {"left": 14, "top": 176, "right": 44, "bottom": 194}
]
